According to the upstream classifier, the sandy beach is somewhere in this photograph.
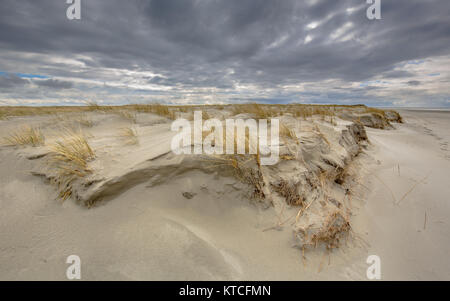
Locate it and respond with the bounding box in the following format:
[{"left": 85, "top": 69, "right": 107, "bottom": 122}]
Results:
[
  {"left": 1, "top": 0, "right": 449, "bottom": 286},
  {"left": 0, "top": 106, "right": 448, "bottom": 280},
  {"left": 356, "top": 109, "right": 450, "bottom": 280}
]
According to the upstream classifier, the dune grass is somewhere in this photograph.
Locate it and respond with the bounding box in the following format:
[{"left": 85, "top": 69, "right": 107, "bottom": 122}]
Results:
[
  {"left": 200, "top": 123, "right": 266, "bottom": 200},
  {"left": 279, "top": 122, "right": 297, "bottom": 140},
  {"left": 49, "top": 130, "right": 95, "bottom": 200},
  {"left": 271, "top": 179, "right": 305, "bottom": 206},
  {"left": 74, "top": 114, "right": 94, "bottom": 127},
  {"left": 231, "top": 103, "right": 280, "bottom": 119},
  {"left": 130, "top": 103, "right": 176, "bottom": 119},
  {"left": 0, "top": 103, "right": 401, "bottom": 125},
  {"left": 116, "top": 110, "right": 137, "bottom": 123},
  {"left": 85, "top": 100, "right": 102, "bottom": 111},
  {"left": 3, "top": 126, "right": 45, "bottom": 147},
  {"left": 208, "top": 153, "right": 266, "bottom": 200},
  {"left": 307, "top": 211, "right": 351, "bottom": 250},
  {"left": 119, "top": 126, "right": 139, "bottom": 145}
]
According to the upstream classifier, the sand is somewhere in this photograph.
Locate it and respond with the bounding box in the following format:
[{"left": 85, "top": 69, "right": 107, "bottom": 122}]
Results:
[
  {"left": 0, "top": 108, "right": 449, "bottom": 280},
  {"left": 353, "top": 109, "right": 450, "bottom": 280}
]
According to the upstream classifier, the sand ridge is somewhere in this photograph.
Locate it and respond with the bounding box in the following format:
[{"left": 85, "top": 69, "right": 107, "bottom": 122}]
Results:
[{"left": 3, "top": 105, "right": 444, "bottom": 280}]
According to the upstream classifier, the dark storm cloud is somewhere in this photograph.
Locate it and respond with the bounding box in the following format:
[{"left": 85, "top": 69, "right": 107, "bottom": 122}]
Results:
[
  {"left": 34, "top": 79, "right": 73, "bottom": 89},
  {"left": 0, "top": 74, "right": 29, "bottom": 88},
  {"left": 382, "top": 70, "right": 415, "bottom": 79},
  {"left": 407, "top": 80, "right": 421, "bottom": 86},
  {"left": 0, "top": 0, "right": 449, "bottom": 105}
]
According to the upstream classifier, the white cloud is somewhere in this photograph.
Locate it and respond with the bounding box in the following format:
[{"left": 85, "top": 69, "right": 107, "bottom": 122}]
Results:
[
  {"left": 330, "top": 22, "right": 354, "bottom": 41},
  {"left": 306, "top": 22, "right": 319, "bottom": 30},
  {"left": 304, "top": 35, "right": 313, "bottom": 44}
]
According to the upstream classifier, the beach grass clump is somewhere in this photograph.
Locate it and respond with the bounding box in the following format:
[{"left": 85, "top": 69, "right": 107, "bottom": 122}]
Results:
[
  {"left": 280, "top": 122, "right": 297, "bottom": 140},
  {"left": 219, "top": 155, "right": 266, "bottom": 199},
  {"left": 313, "top": 124, "right": 331, "bottom": 146},
  {"left": 362, "top": 107, "right": 403, "bottom": 123},
  {"left": 289, "top": 104, "right": 340, "bottom": 121},
  {"left": 85, "top": 100, "right": 102, "bottom": 111},
  {"left": 131, "top": 103, "right": 176, "bottom": 119},
  {"left": 119, "top": 126, "right": 139, "bottom": 145},
  {"left": 246, "top": 103, "right": 272, "bottom": 119},
  {"left": 49, "top": 130, "right": 95, "bottom": 200},
  {"left": 271, "top": 179, "right": 305, "bottom": 206},
  {"left": 363, "top": 107, "right": 387, "bottom": 117},
  {"left": 294, "top": 107, "right": 313, "bottom": 120},
  {"left": 231, "top": 103, "right": 279, "bottom": 119},
  {"left": 116, "top": 110, "right": 137, "bottom": 123},
  {"left": 202, "top": 122, "right": 272, "bottom": 201},
  {"left": 151, "top": 103, "right": 176, "bottom": 119},
  {"left": 3, "top": 126, "right": 45, "bottom": 147},
  {"left": 74, "top": 114, "right": 94, "bottom": 127},
  {"left": 296, "top": 211, "right": 351, "bottom": 253}
]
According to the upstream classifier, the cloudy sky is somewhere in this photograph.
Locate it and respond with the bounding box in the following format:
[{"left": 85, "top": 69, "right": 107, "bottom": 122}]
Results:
[{"left": 0, "top": 0, "right": 449, "bottom": 107}]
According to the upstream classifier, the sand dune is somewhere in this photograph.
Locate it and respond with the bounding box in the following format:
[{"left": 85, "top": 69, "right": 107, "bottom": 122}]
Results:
[{"left": 0, "top": 105, "right": 447, "bottom": 280}]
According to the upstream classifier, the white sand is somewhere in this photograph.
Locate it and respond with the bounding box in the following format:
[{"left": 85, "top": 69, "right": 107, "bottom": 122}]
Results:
[
  {"left": 353, "top": 109, "right": 450, "bottom": 280},
  {"left": 0, "top": 109, "right": 449, "bottom": 280}
]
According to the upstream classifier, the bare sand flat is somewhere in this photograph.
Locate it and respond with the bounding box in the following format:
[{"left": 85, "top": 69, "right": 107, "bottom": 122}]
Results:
[
  {"left": 0, "top": 106, "right": 448, "bottom": 280},
  {"left": 354, "top": 109, "right": 450, "bottom": 280}
]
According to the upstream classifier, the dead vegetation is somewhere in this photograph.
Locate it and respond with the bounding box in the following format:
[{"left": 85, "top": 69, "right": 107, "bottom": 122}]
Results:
[
  {"left": 3, "top": 126, "right": 45, "bottom": 147},
  {"left": 204, "top": 128, "right": 264, "bottom": 198},
  {"left": 73, "top": 114, "right": 94, "bottom": 127},
  {"left": 130, "top": 103, "right": 176, "bottom": 119},
  {"left": 85, "top": 100, "right": 102, "bottom": 111},
  {"left": 116, "top": 110, "right": 137, "bottom": 123},
  {"left": 209, "top": 154, "right": 266, "bottom": 200},
  {"left": 271, "top": 179, "right": 305, "bottom": 206},
  {"left": 279, "top": 122, "right": 297, "bottom": 141},
  {"left": 119, "top": 126, "right": 139, "bottom": 145},
  {"left": 48, "top": 130, "right": 95, "bottom": 200},
  {"left": 296, "top": 211, "right": 351, "bottom": 252},
  {"left": 231, "top": 103, "right": 280, "bottom": 119},
  {"left": 0, "top": 103, "right": 402, "bottom": 127}
]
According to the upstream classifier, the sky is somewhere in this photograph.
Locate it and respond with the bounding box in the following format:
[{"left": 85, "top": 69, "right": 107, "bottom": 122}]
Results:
[{"left": 0, "top": 0, "right": 449, "bottom": 107}]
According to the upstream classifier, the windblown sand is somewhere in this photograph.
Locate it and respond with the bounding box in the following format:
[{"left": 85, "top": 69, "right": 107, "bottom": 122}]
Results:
[{"left": 0, "top": 108, "right": 449, "bottom": 280}]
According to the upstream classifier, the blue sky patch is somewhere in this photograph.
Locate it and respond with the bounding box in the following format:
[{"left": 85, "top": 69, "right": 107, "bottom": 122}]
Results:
[{"left": 0, "top": 71, "right": 49, "bottom": 79}]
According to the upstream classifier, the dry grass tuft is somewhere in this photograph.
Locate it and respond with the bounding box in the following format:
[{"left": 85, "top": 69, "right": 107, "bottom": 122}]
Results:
[
  {"left": 279, "top": 122, "right": 297, "bottom": 140},
  {"left": 3, "top": 126, "right": 45, "bottom": 147},
  {"left": 152, "top": 104, "right": 176, "bottom": 119},
  {"left": 206, "top": 154, "right": 265, "bottom": 200},
  {"left": 297, "top": 211, "right": 351, "bottom": 251},
  {"left": 85, "top": 100, "right": 101, "bottom": 111},
  {"left": 294, "top": 107, "right": 313, "bottom": 120},
  {"left": 119, "top": 126, "right": 139, "bottom": 145},
  {"left": 49, "top": 130, "right": 95, "bottom": 200},
  {"left": 202, "top": 110, "right": 211, "bottom": 121},
  {"left": 74, "top": 114, "right": 94, "bottom": 127},
  {"left": 313, "top": 124, "right": 330, "bottom": 146},
  {"left": 271, "top": 179, "right": 305, "bottom": 206},
  {"left": 116, "top": 110, "right": 137, "bottom": 123},
  {"left": 232, "top": 103, "right": 279, "bottom": 119},
  {"left": 131, "top": 103, "right": 176, "bottom": 119}
]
